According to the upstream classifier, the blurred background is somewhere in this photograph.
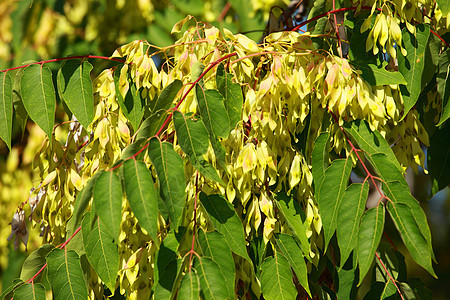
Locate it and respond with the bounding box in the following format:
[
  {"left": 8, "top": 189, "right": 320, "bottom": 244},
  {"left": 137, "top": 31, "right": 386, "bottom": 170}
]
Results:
[{"left": 0, "top": 0, "right": 448, "bottom": 298}]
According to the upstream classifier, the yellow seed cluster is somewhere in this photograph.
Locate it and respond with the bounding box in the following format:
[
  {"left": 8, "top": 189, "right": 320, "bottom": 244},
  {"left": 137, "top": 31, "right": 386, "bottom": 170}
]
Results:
[{"left": 4, "top": 17, "right": 435, "bottom": 296}]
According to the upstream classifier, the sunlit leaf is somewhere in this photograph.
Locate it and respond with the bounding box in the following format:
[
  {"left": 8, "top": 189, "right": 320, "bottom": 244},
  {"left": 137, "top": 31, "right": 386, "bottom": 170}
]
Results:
[
  {"left": 200, "top": 193, "right": 251, "bottom": 263},
  {"left": 195, "top": 257, "right": 230, "bottom": 300},
  {"left": 123, "top": 159, "right": 158, "bottom": 241},
  {"left": 311, "top": 132, "right": 330, "bottom": 194},
  {"left": 195, "top": 85, "right": 230, "bottom": 139},
  {"left": 436, "top": 49, "right": 450, "bottom": 125},
  {"left": 82, "top": 214, "right": 119, "bottom": 292},
  {"left": 260, "top": 252, "right": 297, "bottom": 300},
  {"left": 357, "top": 204, "right": 385, "bottom": 284},
  {"left": 275, "top": 233, "right": 311, "bottom": 296},
  {"left": 46, "top": 248, "right": 88, "bottom": 300},
  {"left": 13, "top": 282, "right": 45, "bottom": 300},
  {"left": 0, "top": 72, "right": 13, "bottom": 149},
  {"left": 318, "top": 157, "right": 352, "bottom": 249},
  {"left": 148, "top": 137, "right": 186, "bottom": 229},
  {"left": 398, "top": 24, "right": 432, "bottom": 119},
  {"left": 93, "top": 171, "right": 122, "bottom": 241},
  {"left": 20, "top": 64, "right": 56, "bottom": 137},
  {"left": 20, "top": 244, "right": 54, "bottom": 283},
  {"left": 177, "top": 269, "right": 200, "bottom": 300},
  {"left": 337, "top": 182, "right": 369, "bottom": 266},
  {"left": 216, "top": 63, "right": 243, "bottom": 130},
  {"left": 197, "top": 230, "right": 235, "bottom": 298},
  {"left": 57, "top": 59, "right": 94, "bottom": 128},
  {"left": 350, "top": 60, "right": 407, "bottom": 86},
  {"left": 173, "top": 110, "right": 223, "bottom": 184},
  {"left": 274, "top": 193, "right": 310, "bottom": 258}
]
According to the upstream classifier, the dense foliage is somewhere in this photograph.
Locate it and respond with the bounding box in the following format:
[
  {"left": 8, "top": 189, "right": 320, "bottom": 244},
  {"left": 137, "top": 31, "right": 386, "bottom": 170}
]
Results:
[{"left": 1, "top": 0, "right": 449, "bottom": 299}]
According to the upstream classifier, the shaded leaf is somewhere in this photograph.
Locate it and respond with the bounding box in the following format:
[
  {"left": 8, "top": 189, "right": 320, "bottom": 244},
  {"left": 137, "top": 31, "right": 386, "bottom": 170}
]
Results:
[
  {"left": 436, "top": 49, "right": 450, "bottom": 126},
  {"left": 427, "top": 123, "right": 450, "bottom": 194},
  {"left": 318, "top": 157, "right": 352, "bottom": 249},
  {"left": 386, "top": 202, "right": 436, "bottom": 277},
  {"left": 114, "top": 72, "right": 144, "bottom": 130},
  {"left": 136, "top": 110, "right": 167, "bottom": 140},
  {"left": 337, "top": 182, "right": 369, "bottom": 266},
  {"left": 93, "top": 171, "right": 122, "bottom": 241},
  {"left": 0, "top": 72, "right": 13, "bottom": 149},
  {"left": 57, "top": 59, "right": 94, "bottom": 128},
  {"left": 173, "top": 110, "right": 223, "bottom": 184},
  {"left": 148, "top": 137, "right": 186, "bottom": 229},
  {"left": 216, "top": 63, "right": 243, "bottom": 130},
  {"left": 20, "top": 64, "right": 55, "bottom": 137},
  {"left": 82, "top": 214, "right": 119, "bottom": 292},
  {"left": 260, "top": 252, "right": 297, "bottom": 300},
  {"left": 337, "top": 255, "right": 358, "bottom": 300},
  {"left": 311, "top": 132, "right": 330, "bottom": 194},
  {"left": 13, "top": 283, "right": 45, "bottom": 300},
  {"left": 46, "top": 248, "right": 88, "bottom": 300},
  {"left": 357, "top": 204, "right": 385, "bottom": 284},
  {"left": 151, "top": 79, "right": 183, "bottom": 113},
  {"left": 199, "top": 193, "right": 251, "bottom": 263},
  {"left": 275, "top": 233, "right": 311, "bottom": 296},
  {"left": 197, "top": 230, "right": 235, "bottom": 298},
  {"left": 123, "top": 159, "right": 158, "bottom": 241},
  {"left": 195, "top": 257, "right": 230, "bottom": 300}
]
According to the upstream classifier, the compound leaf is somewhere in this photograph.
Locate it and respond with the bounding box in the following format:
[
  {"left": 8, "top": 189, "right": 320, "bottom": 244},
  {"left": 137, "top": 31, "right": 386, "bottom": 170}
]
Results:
[{"left": 260, "top": 252, "right": 297, "bottom": 300}]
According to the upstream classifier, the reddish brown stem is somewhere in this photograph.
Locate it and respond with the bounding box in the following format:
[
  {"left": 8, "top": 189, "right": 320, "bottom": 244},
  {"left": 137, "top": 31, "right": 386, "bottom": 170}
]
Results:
[
  {"left": 375, "top": 252, "right": 405, "bottom": 300},
  {"left": 0, "top": 55, "right": 125, "bottom": 73}
]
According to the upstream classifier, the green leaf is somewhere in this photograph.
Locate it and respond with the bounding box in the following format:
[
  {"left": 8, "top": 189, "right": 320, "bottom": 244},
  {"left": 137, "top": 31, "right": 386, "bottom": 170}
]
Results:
[
  {"left": 155, "top": 232, "right": 179, "bottom": 285},
  {"left": 337, "top": 182, "right": 369, "bottom": 266},
  {"left": 350, "top": 60, "right": 406, "bottom": 86},
  {"left": 318, "top": 157, "right": 352, "bottom": 249},
  {"left": 93, "top": 171, "right": 122, "bottom": 241},
  {"left": 151, "top": 79, "right": 183, "bottom": 113},
  {"left": 398, "top": 24, "right": 432, "bottom": 119},
  {"left": 199, "top": 193, "right": 251, "bottom": 263},
  {"left": 336, "top": 256, "right": 358, "bottom": 300},
  {"left": 148, "top": 137, "right": 186, "bottom": 229},
  {"left": 436, "top": 0, "right": 450, "bottom": 15},
  {"left": 274, "top": 193, "right": 310, "bottom": 258},
  {"left": 20, "top": 244, "right": 54, "bottom": 283},
  {"left": 260, "top": 252, "right": 297, "bottom": 300},
  {"left": 216, "top": 63, "right": 243, "bottom": 130},
  {"left": 123, "top": 159, "right": 158, "bottom": 241},
  {"left": 13, "top": 283, "right": 45, "bottom": 300},
  {"left": 173, "top": 110, "right": 223, "bottom": 184},
  {"left": 344, "top": 120, "right": 403, "bottom": 175},
  {"left": 195, "top": 85, "right": 230, "bottom": 139},
  {"left": 427, "top": 123, "right": 450, "bottom": 193},
  {"left": 307, "top": 0, "right": 328, "bottom": 49},
  {"left": 197, "top": 231, "right": 235, "bottom": 298},
  {"left": 0, "top": 279, "right": 23, "bottom": 300},
  {"left": 386, "top": 202, "right": 436, "bottom": 277},
  {"left": 57, "top": 59, "right": 94, "bottom": 128},
  {"left": 357, "top": 204, "right": 385, "bottom": 284},
  {"left": 71, "top": 170, "right": 104, "bottom": 233},
  {"left": 275, "top": 233, "right": 311, "bottom": 296},
  {"left": 154, "top": 259, "right": 183, "bottom": 299},
  {"left": 82, "top": 214, "right": 119, "bottom": 292},
  {"left": 20, "top": 64, "right": 56, "bottom": 137},
  {"left": 0, "top": 72, "right": 13, "bottom": 149},
  {"left": 114, "top": 72, "right": 144, "bottom": 130},
  {"left": 311, "top": 132, "right": 330, "bottom": 195},
  {"left": 436, "top": 49, "right": 450, "bottom": 126},
  {"left": 178, "top": 270, "right": 200, "bottom": 300},
  {"left": 46, "top": 248, "right": 88, "bottom": 300},
  {"left": 194, "top": 257, "right": 231, "bottom": 300},
  {"left": 136, "top": 110, "right": 167, "bottom": 140}
]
